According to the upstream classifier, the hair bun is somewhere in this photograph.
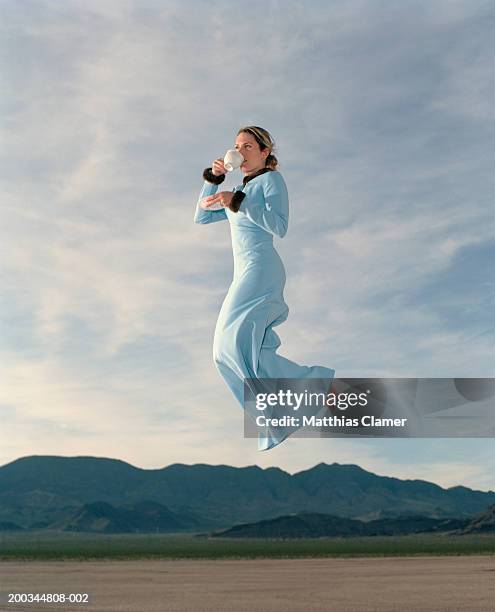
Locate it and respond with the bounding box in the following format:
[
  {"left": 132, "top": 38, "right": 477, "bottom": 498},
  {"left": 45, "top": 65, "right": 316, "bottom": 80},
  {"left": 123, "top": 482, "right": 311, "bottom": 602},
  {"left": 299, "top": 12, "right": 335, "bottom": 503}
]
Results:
[{"left": 265, "top": 153, "right": 278, "bottom": 170}]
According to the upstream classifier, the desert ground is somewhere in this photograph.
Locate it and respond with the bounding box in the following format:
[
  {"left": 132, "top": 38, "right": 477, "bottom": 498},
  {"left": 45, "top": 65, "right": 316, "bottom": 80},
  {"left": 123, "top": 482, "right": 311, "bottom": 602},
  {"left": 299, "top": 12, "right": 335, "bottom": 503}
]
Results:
[{"left": 1, "top": 555, "right": 495, "bottom": 611}]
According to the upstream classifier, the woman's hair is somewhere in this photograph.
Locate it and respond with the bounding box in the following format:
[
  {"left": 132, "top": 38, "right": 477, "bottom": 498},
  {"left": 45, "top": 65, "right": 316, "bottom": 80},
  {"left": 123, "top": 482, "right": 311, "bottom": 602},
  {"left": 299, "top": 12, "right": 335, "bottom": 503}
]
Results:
[{"left": 237, "top": 125, "right": 278, "bottom": 170}]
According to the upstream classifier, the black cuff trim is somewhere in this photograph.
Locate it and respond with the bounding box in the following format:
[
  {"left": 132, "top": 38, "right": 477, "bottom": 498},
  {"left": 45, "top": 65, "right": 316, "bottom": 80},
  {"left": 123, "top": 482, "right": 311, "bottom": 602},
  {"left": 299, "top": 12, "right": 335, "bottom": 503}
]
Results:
[
  {"left": 203, "top": 168, "right": 225, "bottom": 185},
  {"left": 229, "top": 190, "right": 246, "bottom": 213}
]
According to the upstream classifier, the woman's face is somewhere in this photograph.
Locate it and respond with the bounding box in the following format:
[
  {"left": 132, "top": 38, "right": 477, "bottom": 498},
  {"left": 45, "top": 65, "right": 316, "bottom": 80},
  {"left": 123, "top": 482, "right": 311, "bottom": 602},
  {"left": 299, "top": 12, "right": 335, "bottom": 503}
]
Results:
[{"left": 235, "top": 131, "right": 269, "bottom": 175}]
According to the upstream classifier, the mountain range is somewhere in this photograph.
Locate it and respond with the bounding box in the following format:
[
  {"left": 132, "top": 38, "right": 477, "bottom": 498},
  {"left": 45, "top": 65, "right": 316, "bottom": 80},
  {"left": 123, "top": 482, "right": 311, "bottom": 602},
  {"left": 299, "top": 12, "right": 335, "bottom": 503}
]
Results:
[{"left": 1, "top": 455, "right": 494, "bottom": 534}]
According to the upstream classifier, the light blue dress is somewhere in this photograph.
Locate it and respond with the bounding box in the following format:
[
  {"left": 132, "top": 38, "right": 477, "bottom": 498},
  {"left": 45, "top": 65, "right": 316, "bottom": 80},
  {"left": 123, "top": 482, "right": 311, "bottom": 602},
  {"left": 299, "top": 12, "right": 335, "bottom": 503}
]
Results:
[{"left": 194, "top": 169, "right": 335, "bottom": 450}]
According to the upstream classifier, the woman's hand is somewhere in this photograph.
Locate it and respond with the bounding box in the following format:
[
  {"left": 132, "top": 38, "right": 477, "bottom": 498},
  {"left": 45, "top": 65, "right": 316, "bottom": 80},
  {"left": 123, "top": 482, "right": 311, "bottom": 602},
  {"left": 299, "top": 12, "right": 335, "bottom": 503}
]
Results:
[
  {"left": 201, "top": 191, "right": 234, "bottom": 209},
  {"left": 212, "top": 158, "right": 227, "bottom": 176}
]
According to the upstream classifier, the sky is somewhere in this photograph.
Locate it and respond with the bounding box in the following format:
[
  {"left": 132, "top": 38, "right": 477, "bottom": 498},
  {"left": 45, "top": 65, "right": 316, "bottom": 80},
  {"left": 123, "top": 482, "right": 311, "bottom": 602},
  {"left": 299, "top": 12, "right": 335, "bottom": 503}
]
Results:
[{"left": 1, "top": 0, "right": 495, "bottom": 491}]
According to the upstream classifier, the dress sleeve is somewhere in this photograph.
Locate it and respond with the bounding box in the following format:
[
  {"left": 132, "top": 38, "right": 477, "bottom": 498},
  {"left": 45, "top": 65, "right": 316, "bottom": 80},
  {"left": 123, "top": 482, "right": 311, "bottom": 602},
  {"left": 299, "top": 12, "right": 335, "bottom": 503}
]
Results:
[
  {"left": 194, "top": 180, "right": 228, "bottom": 224},
  {"left": 238, "top": 172, "right": 289, "bottom": 238}
]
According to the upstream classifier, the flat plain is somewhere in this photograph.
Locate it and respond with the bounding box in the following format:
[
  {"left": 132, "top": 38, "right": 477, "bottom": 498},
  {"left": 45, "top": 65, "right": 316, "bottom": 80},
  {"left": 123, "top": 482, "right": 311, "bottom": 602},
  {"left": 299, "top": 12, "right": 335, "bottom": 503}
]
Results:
[
  {"left": 1, "top": 533, "right": 495, "bottom": 611},
  {"left": 1, "top": 555, "right": 495, "bottom": 611}
]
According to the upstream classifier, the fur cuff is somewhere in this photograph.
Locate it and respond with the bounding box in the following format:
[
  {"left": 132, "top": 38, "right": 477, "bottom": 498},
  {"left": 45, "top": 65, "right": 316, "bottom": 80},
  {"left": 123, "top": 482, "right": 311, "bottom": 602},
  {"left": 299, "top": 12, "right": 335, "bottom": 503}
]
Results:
[
  {"left": 203, "top": 167, "right": 225, "bottom": 185},
  {"left": 229, "top": 190, "right": 246, "bottom": 213}
]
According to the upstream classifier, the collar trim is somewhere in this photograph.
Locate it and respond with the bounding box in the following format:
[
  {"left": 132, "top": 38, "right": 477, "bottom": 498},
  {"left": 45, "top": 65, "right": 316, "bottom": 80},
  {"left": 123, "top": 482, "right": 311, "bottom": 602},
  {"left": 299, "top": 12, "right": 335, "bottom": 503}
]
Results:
[{"left": 242, "top": 167, "right": 273, "bottom": 186}]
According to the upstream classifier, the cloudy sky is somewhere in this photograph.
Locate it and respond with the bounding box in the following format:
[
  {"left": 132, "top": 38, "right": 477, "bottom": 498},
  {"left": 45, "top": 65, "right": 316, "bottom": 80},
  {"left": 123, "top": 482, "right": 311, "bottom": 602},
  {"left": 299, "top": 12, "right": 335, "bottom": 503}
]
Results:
[{"left": 2, "top": 0, "right": 494, "bottom": 490}]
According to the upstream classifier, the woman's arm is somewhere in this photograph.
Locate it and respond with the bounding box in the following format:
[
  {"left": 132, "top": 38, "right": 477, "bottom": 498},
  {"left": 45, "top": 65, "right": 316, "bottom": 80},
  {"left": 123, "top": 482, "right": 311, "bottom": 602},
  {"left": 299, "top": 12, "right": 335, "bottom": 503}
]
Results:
[
  {"left": 194, "top": 168, "right": 228, "bottom": 224},
  {"left": 237, "top": 172, "right": 289, "bottom": 238}
]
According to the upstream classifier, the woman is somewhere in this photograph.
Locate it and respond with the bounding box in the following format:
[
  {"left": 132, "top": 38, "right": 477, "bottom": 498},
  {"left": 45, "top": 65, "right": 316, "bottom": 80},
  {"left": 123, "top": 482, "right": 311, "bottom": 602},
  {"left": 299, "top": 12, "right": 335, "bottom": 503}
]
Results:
[{"left": 194, "top": 126, "right": 335, "bottom": 450}]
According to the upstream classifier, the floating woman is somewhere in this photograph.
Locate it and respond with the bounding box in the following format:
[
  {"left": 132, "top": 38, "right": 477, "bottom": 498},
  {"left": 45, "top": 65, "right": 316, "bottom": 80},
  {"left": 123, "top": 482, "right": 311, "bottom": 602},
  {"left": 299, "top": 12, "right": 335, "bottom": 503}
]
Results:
[{"left": 194, "top": 126, "right": 335, "bottom": 451}]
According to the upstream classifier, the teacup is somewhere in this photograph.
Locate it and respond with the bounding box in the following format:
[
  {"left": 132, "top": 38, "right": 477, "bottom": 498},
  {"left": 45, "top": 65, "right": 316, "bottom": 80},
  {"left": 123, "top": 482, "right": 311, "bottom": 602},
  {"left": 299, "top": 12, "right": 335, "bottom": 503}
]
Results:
[{"left": 223, "top": 149, "right": 244, "bottom": 172}]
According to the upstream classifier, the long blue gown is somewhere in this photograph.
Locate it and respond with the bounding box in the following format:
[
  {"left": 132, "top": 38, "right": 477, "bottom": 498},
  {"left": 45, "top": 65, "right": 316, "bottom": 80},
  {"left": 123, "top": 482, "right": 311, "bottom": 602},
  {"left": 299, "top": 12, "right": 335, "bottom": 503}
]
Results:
[{"left": 194, "top": 168, "right": 335, "bottom": 450}]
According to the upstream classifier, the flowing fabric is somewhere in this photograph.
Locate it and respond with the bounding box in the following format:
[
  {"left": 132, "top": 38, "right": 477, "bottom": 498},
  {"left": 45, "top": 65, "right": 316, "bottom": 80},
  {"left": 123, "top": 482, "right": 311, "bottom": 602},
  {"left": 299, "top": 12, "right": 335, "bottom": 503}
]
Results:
[{"left": 194, "top": 169, "right": 335, "bottom": 450}]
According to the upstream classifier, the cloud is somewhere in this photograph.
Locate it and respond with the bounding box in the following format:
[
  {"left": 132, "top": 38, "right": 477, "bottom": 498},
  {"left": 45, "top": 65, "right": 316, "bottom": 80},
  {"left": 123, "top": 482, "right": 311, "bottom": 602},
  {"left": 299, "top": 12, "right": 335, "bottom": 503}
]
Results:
[{"left": 1, "top": 0, "right": 494, "bottom": 484}]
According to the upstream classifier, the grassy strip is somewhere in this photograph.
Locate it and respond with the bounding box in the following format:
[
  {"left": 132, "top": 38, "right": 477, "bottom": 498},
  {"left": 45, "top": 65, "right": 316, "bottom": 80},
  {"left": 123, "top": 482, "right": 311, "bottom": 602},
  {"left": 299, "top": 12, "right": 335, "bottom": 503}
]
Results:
[{"left": 1, "top": 531, "right": 495, "bottom": 560}]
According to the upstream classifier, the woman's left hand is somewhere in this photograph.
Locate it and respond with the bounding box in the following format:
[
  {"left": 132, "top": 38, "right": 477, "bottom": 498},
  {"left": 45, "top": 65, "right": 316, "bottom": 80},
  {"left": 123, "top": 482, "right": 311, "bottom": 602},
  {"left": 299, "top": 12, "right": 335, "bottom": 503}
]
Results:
[{"left": 202, "top": 191, "right": 234, "bottom": 209}]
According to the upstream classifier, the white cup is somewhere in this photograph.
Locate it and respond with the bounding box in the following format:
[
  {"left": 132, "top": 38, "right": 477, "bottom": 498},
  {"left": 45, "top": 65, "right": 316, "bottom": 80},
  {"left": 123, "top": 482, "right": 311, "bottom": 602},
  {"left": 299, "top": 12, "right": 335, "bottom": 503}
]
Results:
[{"left": 223, "top": 149, "right": 244, "bottom": 172}]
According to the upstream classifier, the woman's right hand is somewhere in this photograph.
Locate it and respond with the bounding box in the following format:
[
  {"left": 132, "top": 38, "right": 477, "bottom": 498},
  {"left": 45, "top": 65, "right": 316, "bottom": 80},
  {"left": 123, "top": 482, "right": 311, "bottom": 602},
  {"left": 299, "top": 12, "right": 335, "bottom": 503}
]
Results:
[{"left": 212, "top": 158, "right": 226, "bottom": 176}]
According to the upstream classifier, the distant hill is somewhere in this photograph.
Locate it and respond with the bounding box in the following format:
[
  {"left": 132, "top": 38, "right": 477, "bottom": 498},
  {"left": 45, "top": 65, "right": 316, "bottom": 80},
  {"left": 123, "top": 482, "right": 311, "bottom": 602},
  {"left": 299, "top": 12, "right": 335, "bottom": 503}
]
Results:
[
  {"left": 456, "top": 503, "right": 495, "bottom": 534},
  {"left": 52, "top": 500, "right": 203, "bottom": 534},
  {"left": 1, "top": 455, "right": 494, "bottom": 532},
  {"left": 0, "top": 521, "right": 24, "bottom": 531},
  {"left": 210, "top": 512, "right": 471, "bottom": 539}
]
